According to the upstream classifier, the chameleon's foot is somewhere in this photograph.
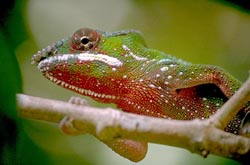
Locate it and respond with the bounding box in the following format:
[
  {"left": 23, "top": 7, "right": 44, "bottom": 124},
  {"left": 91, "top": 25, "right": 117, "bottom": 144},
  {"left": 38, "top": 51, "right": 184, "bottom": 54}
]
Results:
[
  {"left": 59, "top": 97, "right": 89, "bottom": 135},
  {"left": 59, "top": 116, "right": 85, "bottom": 135},
  {"left": 104, "top": 139, "right": 148, "bottom": 162},
  {"left": 64, "top": 96, "right": 148, "bottom": 161},
  {"left": 69, "top": 96, "right": 89, "bottom": 106},
  {"left": 240, "top": 111, "right": 250, "bottom": 137}
]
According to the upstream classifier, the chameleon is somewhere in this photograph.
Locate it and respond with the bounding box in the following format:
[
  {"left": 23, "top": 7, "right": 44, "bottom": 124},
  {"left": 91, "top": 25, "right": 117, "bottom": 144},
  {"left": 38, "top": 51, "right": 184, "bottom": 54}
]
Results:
[{"left": 31, "top": 28, "right": 249, "bottom": 162}]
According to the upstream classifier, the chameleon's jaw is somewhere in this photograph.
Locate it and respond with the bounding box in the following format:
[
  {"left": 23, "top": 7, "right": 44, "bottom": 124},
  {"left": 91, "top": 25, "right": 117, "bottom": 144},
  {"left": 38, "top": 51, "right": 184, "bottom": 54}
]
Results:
[
  {"left": 33, "top": 52, "right": 123, "bottom": 102},
  {"left": 41, "top": 71, "right": 118, "bottom": 100}
]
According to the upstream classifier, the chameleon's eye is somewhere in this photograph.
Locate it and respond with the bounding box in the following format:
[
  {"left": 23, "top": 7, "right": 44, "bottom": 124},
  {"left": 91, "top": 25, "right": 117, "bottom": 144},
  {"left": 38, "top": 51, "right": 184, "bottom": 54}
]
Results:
[
  {"left": 80, "top": 37, "right": 90, "bottom": 45},
  {"left": 70, "top": 28, "right": 100, "bottom": 51}
]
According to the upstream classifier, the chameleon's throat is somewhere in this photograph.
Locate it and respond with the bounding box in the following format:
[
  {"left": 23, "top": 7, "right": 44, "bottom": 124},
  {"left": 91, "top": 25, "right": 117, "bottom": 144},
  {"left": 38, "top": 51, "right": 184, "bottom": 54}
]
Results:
[{"left": 43, "top": 72, "right": 118, "bottom": 100}]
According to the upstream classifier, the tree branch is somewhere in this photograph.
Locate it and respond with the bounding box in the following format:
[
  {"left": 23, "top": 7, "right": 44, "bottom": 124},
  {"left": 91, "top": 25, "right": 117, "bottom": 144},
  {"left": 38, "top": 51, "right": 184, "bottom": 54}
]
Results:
[{"left": 16, "top": 76, "right": 250, "bottom": 163}]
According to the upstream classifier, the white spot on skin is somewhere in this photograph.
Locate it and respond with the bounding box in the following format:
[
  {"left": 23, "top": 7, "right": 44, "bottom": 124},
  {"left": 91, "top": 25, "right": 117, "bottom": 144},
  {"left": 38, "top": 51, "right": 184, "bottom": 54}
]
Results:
[
  {"left": 160, "top": 66, "right": 169, "bottom": 72},
  {"left": 112, "top": 68, "right": 117, "bottom": 71},
  {"left": 122, "top": 75, "right": 127, "bottom": 79},
  {"left": 164, "top": 81, "right": 169, "bottom": 85},
  {"left": 167, "top": 75, "right": 172, "bottom": 79},
  {"left": 149, "top": 84, "right": 156, "bottom": 88},
  {"left": 178, "top": 72, "right": 183, "bottom": 76},
  {"left": 170, "top": 64, "right": 176, "bottom": 67},
  {"left": 122, "top": 45, "right": 147, "bottom": 61},
  {"left": 157, "top": 58, "right": 173, "bottom": 64},
  {"left": 156, "top": 74, "right": 160, "bottom": 78}
]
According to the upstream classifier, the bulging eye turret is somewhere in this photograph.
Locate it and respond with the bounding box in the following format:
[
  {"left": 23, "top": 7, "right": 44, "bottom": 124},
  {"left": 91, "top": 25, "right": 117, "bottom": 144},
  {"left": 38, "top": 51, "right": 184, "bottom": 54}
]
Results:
[{"left": 70, "top": 28, "right": 100, "bottom": 51}]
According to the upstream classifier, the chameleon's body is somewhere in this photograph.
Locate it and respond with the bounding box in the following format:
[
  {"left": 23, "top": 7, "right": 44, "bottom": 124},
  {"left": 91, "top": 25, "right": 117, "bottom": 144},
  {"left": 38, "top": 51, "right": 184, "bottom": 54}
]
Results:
[{"left": 32, "top": 28, "right": 249, "bottom": 161}]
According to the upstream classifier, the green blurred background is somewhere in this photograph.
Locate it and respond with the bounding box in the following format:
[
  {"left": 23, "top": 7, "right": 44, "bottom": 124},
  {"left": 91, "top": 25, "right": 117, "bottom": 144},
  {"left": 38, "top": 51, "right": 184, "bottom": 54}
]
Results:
[{"left": 1, "top": 0, "right": 250, "bottom": 164}]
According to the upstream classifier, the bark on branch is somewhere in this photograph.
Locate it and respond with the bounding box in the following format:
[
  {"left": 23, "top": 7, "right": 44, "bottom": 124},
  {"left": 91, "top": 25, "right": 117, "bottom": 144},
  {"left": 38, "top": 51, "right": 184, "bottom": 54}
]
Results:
[{"left": 16, "top": 76, "right": 250, "bottom": 163}]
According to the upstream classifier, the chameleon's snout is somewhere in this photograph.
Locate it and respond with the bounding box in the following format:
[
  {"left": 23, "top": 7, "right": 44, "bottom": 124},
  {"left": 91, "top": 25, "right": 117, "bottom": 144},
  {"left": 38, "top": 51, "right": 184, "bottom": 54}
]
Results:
[
  {"left": 31, "top": 37, "right": 70, "bottom": 65},
  {"left": 31, "top": 44, "right": 58, "bottom": 65}
]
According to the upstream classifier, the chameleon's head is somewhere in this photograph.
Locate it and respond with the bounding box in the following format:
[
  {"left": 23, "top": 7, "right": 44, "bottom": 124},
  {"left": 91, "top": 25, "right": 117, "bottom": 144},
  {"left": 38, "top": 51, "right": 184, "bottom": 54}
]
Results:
[{"left": 31, "top": 28, "right": 149, "bottom": 103}]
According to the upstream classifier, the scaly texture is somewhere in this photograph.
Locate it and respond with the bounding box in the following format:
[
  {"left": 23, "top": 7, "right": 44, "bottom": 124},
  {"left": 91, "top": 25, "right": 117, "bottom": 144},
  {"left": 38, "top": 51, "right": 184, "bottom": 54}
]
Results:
[{"left": 32, "top": 28, "right": 249, "bottom": 135}]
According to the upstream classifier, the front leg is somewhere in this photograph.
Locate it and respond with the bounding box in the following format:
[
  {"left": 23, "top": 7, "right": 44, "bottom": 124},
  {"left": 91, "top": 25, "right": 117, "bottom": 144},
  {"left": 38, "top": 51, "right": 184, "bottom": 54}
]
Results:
[
  {"left": 59, "top": 96, "right": 148, "bottom": 162},
  {"left": 169, "top": 64, "right": 242, "bottom": 98}
]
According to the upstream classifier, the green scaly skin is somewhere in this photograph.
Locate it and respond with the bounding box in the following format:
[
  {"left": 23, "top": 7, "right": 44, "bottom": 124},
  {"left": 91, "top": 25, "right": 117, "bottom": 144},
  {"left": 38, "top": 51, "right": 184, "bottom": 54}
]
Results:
[{"left": 31, "top": 28, "right": 249, "bottom": 162}]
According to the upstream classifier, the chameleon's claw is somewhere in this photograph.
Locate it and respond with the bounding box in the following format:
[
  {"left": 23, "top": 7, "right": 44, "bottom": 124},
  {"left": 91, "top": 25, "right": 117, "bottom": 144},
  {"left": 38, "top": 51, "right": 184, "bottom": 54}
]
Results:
[
  {"left": 59, "top": 116, "right": 85, "bottom": 135},
  {"left": 69, "top": 96, "right": 89, "bottom": 106},
  {"left": 59, "top": 97, "right": 89, "bottom": 135}
]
